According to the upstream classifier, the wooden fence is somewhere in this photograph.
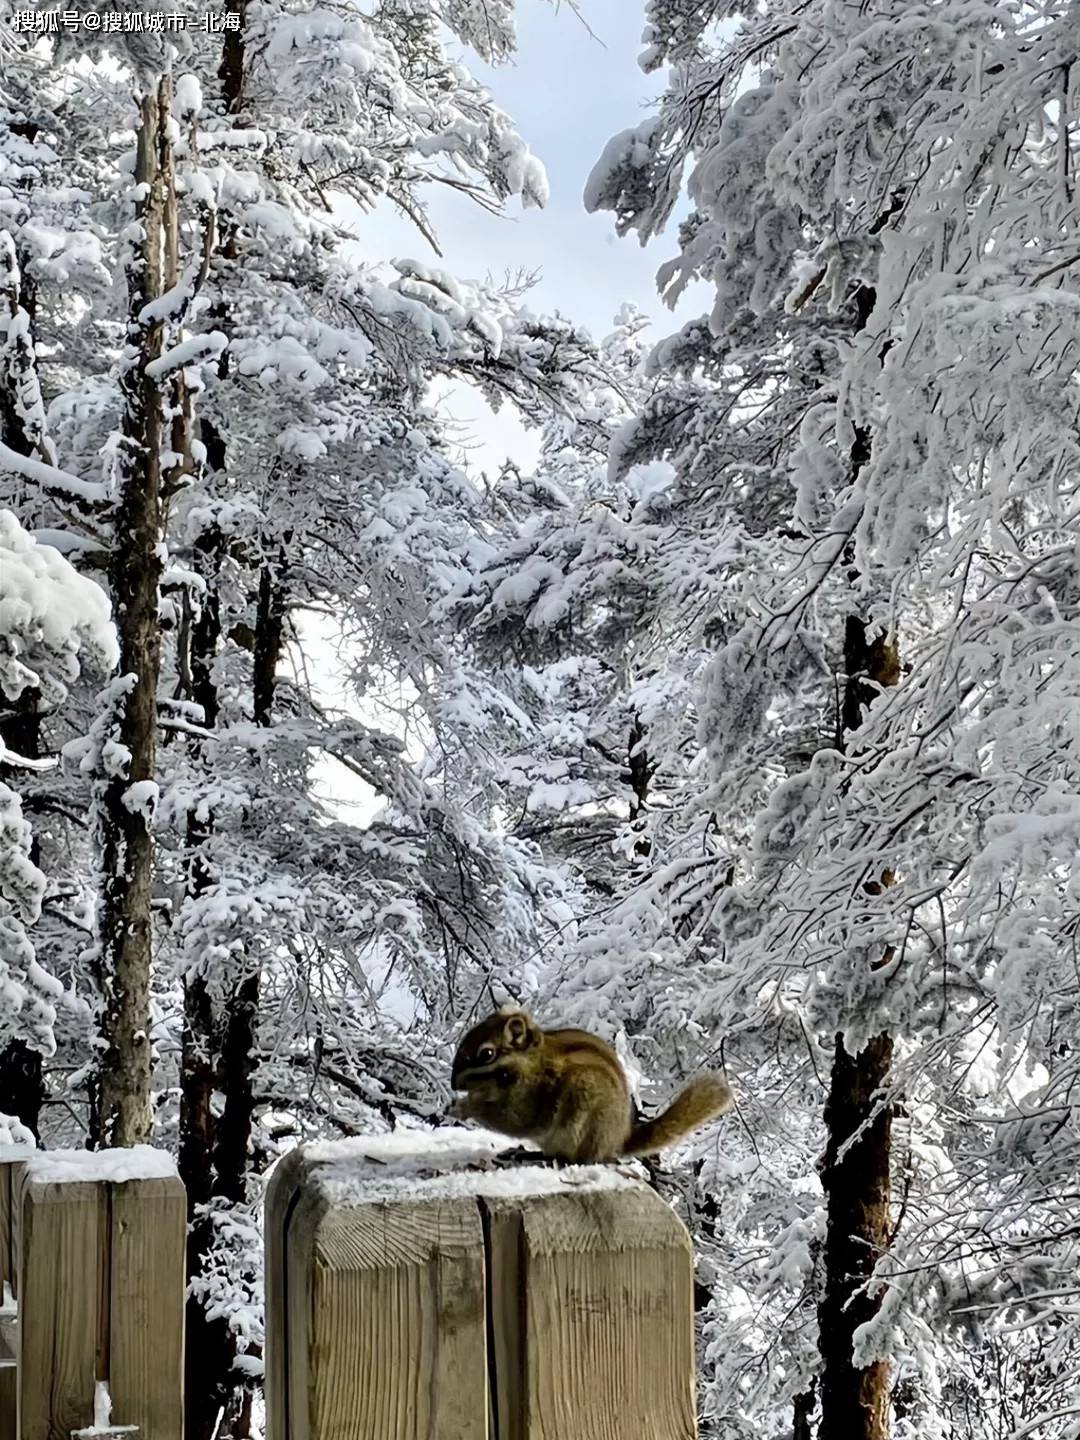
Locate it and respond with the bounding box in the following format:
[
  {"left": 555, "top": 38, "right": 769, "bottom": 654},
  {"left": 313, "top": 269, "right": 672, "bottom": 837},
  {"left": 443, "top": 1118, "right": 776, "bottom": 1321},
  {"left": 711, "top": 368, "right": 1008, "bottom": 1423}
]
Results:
[
  {"left": 3, "top": 1131, "right": 699, "bottom": 1439},
  {"left": 0, "top": 1146, "right": 184, "bottom": 1440},
  {"left": 265, "top": 1132, "right": 698, "bottom": 1440}
]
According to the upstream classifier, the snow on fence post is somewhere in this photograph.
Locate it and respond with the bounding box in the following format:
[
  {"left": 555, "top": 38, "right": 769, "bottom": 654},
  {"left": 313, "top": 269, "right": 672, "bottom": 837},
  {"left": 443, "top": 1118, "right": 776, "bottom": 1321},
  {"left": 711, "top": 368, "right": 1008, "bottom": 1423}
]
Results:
[
  {"left": 265, "top": 1132, "right": 697, "bottom": 1440},
  {"left": 15, "top": 1147, "right": 185, "bottom": 1440}
]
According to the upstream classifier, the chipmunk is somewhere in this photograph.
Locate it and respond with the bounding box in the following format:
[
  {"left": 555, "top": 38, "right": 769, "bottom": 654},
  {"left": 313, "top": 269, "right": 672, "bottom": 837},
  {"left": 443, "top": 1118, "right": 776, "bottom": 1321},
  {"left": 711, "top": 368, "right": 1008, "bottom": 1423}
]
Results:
[{"left": 450, "top": 1006, "right": 733, "bottom": 1164}]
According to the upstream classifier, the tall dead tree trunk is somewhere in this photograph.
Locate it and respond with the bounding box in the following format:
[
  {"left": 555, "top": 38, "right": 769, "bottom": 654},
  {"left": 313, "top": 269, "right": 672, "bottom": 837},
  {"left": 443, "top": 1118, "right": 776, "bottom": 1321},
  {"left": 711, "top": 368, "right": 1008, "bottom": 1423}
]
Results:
[{"left": 92, "top": 79, "right": 173, "bottom": 1148}]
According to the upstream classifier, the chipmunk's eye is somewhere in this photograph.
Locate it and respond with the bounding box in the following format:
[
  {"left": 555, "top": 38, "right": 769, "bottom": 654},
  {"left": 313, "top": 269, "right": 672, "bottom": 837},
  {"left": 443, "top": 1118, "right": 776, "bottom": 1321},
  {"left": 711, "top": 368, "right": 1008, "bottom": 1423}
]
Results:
[{"left": 477, "top": 1045, "right": 496, "bottom": 1064}]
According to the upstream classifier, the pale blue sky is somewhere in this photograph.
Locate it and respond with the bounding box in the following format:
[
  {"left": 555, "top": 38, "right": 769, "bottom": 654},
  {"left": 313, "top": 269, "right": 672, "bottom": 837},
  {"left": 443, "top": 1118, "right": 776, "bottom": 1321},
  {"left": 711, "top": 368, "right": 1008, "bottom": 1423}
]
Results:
[
  {"left": 350, "top": 1, "right": 682, "bottom": 329},
  {"left": 339, "top": 0, "right": 709, "bottom": 471}
]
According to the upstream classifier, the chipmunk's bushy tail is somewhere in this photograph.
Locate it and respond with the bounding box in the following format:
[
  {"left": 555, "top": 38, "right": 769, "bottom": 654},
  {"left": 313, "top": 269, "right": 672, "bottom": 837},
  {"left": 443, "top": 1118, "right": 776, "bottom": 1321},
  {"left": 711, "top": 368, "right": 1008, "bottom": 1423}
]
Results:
[{"left": 622, "top": 1074, "right": 733, "bottom": 1157}]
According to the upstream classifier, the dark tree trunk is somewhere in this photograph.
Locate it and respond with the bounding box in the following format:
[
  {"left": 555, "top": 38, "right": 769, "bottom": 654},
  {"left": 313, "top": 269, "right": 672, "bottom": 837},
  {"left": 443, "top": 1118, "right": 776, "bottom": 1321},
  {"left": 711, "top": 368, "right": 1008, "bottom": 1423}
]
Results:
[
  {"left": 183, "top": 21, "right": 265, "bottom": 1435},
  {"left": 179, "top": 962, "right": 216, "bottom": 1222},
  {"left": 197, "top": 545, "right": 284, "bottom": 1437},
  {"left": 252, "top": 550, "right": 286, "bottom": 728},
  {"left": 92, "top": 80, "right": 173, "bottom": 1149},
  {"left": 213, "top": 968, "right": 260, "bottom": 1205},
  {"left": 178, "top": 519, "right": 233, "bottom": 1440},
  {"left": 0, "top": 693, "right": 46, "bottom": 1136},
  {"left": 175, "top": 18, "right": 253, "bottom": 1414},
  {"left": 180, "top": 945, "right": 229, "bottom": 1440},
  {"left": 217, "top": 0, "right": 247, "bottom": 115},
  {"left": 818, "top": 614, "right": 900, "bottom": 1440},
  {"left": 1, "top": 233, "right": 47, "bottom": 766},
  {"left": 1, "top": 692, "right": 48, "bottom": 1136},
  {"left": 812, "top": 249, "right": 903, "bottom": 1440},
  {"left": 0, "top": 229, "right": 47, "bottom": 468},
  {"left": 818, "top": 1030, "right": 894, "bottom": 1440},
  {"left": 180, "top": 538, "right": 285, "bottom": 1440},
  {"left": 210, "top": 546, "right": 284, "bottom": 1206},
  {"left": 792, "top": 1385, "right": 816, "bottom": 1440},
  {"left": 0, "top": 1041, "right": 44, "bottom": 1140}
]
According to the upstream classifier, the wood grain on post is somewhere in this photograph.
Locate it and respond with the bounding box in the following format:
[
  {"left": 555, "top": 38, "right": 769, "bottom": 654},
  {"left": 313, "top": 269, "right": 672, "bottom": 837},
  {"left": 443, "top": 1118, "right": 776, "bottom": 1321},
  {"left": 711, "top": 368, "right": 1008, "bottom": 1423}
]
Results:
[
  {"left": 0, "top": 1150, "right": 33, "bottom": 1301},
  {"left": 108, "top": 1177, "right": 186, "bottom": 1439},
  {"left": 17, "top": 1178, "right": 107, "bottom": 1440},
  {"left": 266, "top": 1143, "right": 489, "bottom": 1440},
  {"left": 1, "top": 1309, "right": 16, "bottom": 1440},
  {"left": 1, "top": 1149, "right": 34, "bottom": 1440},
  {"left": 16, "top": 1152, "right": 185, "bottom": 1440},
  {"left": 484, "top": 1187, "right": 696, "bottom": 1440},
  {"left": 264, "top": 1146, "right": 305, "bottom": 1440},
  {"left": 266, "top": 1133, "right": 698, "bottom": 1440}
]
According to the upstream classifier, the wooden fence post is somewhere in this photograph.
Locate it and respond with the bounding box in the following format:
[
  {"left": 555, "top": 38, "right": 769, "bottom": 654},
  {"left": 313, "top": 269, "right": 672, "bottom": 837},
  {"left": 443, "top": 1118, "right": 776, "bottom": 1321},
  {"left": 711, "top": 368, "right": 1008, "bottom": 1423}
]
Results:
[
  {"left": 15, "top": 1148, "right": 185, "bottom": 1440},
  {"left": 266, "top": 1133, "right": 697, "bottom": 1440},
  {"left": 0, "top": 1147, "right": 33, "bottom": 1305},
  {"left": 1, "top": 1145, "right": 34, "bottom": 1440}
]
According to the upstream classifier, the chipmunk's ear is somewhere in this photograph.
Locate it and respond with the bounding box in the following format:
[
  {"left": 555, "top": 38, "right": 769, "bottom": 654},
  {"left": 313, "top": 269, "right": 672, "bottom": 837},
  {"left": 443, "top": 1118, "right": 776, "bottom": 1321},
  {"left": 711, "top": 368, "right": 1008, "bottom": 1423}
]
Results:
[{"left": 502, "top": 1011, "right": 538, "bottom": 1050}]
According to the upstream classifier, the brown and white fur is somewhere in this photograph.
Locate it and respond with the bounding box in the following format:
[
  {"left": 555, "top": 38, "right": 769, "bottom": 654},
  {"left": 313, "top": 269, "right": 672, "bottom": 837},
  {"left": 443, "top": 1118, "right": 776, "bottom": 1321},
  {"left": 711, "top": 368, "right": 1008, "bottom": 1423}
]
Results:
[{"left": 450, "top": 1007, "right": 732, "bottom": 1163}]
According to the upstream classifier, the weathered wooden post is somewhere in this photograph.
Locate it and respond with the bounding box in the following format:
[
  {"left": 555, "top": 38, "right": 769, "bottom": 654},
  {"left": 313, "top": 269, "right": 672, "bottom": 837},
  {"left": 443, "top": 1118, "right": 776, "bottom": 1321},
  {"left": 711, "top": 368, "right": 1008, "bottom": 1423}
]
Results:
[
  {"left": 15, "top": 1147, "right": 186, "bottom": 1440},
  {"left": 0, "top": 1144, "right": 33, "bottom": 1303},
  {"left": 266, "top": 1131, "right": 697, "bottom": 1440},
  {"left": 1, "top": 1143, "right": 34, "bottom": 1440}
]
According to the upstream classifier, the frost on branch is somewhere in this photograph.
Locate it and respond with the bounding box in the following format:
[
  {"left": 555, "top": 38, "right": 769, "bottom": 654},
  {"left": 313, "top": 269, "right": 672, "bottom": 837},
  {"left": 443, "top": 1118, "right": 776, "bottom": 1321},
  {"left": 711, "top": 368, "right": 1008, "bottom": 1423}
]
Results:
[
  {"left": 584, "top": 119, "right": 676, "bottom": 244},
  {"left": 442, "top": 0, "right": 517, "bottom": 63}
]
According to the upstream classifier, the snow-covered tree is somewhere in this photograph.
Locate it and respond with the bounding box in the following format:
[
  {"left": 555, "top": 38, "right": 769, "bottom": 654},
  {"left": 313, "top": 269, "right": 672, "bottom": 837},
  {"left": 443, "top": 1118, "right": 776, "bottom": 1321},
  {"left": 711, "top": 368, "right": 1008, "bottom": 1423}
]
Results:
[
  {"left": 7, "top": 2, "right": 1080, "bottom": 1438},
  {"left": 0, "top": 509, "right": 117, "bottom": 1134},
  {"left": 2, "top": 3, "right": 618, "bottom": 1430},
  {"left": 577, "top": 1, "right": 1080, "bottom": 1437}
]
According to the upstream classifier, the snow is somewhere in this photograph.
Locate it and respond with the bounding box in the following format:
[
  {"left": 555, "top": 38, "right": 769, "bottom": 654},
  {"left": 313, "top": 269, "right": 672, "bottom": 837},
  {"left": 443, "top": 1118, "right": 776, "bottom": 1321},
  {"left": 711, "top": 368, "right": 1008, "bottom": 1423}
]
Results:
[
  {"left": 140, "top": 275, "right": 197, "bottom": 325},
  {"left": 234, "top": 336, "right": 331, "bottom": 392},
  {"left": 25, "top": 1146, "right": 178, "bottom": 1185},
  {"left": 625, "top": 459, "right": 677, "bottom": 514},
  {"left": 297, "top": 1128, "right": 641, "bottom": 1206},
  {"left": 0, "top": 1129, "right": 35, "bottom": 1156},
  {"left": 16, "top": 221, "right": 107, "bottom": 290},
  {"left": 71, "top": 1381, "right": 137, "bottom": 1439},
  {"left": 30, "top": 528, "right": 108, "bottom": 558},
  {"left": 174, "top": 73, "right": 204, "bottom": 119},
  {"left": 121, "top": 781, "right": 159, "bottom": 822},
  {"left": 0, "top": 442, "right": 107, "bottom": 504},
  {"left": 0, "top": 511, "right": 119, "bottom": 704},
  {"left": 144, "top": 331, "right": 228, "bottom": 381},
  {"left": 582, "top": 119, "right": 659, "bottom": 220}
]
